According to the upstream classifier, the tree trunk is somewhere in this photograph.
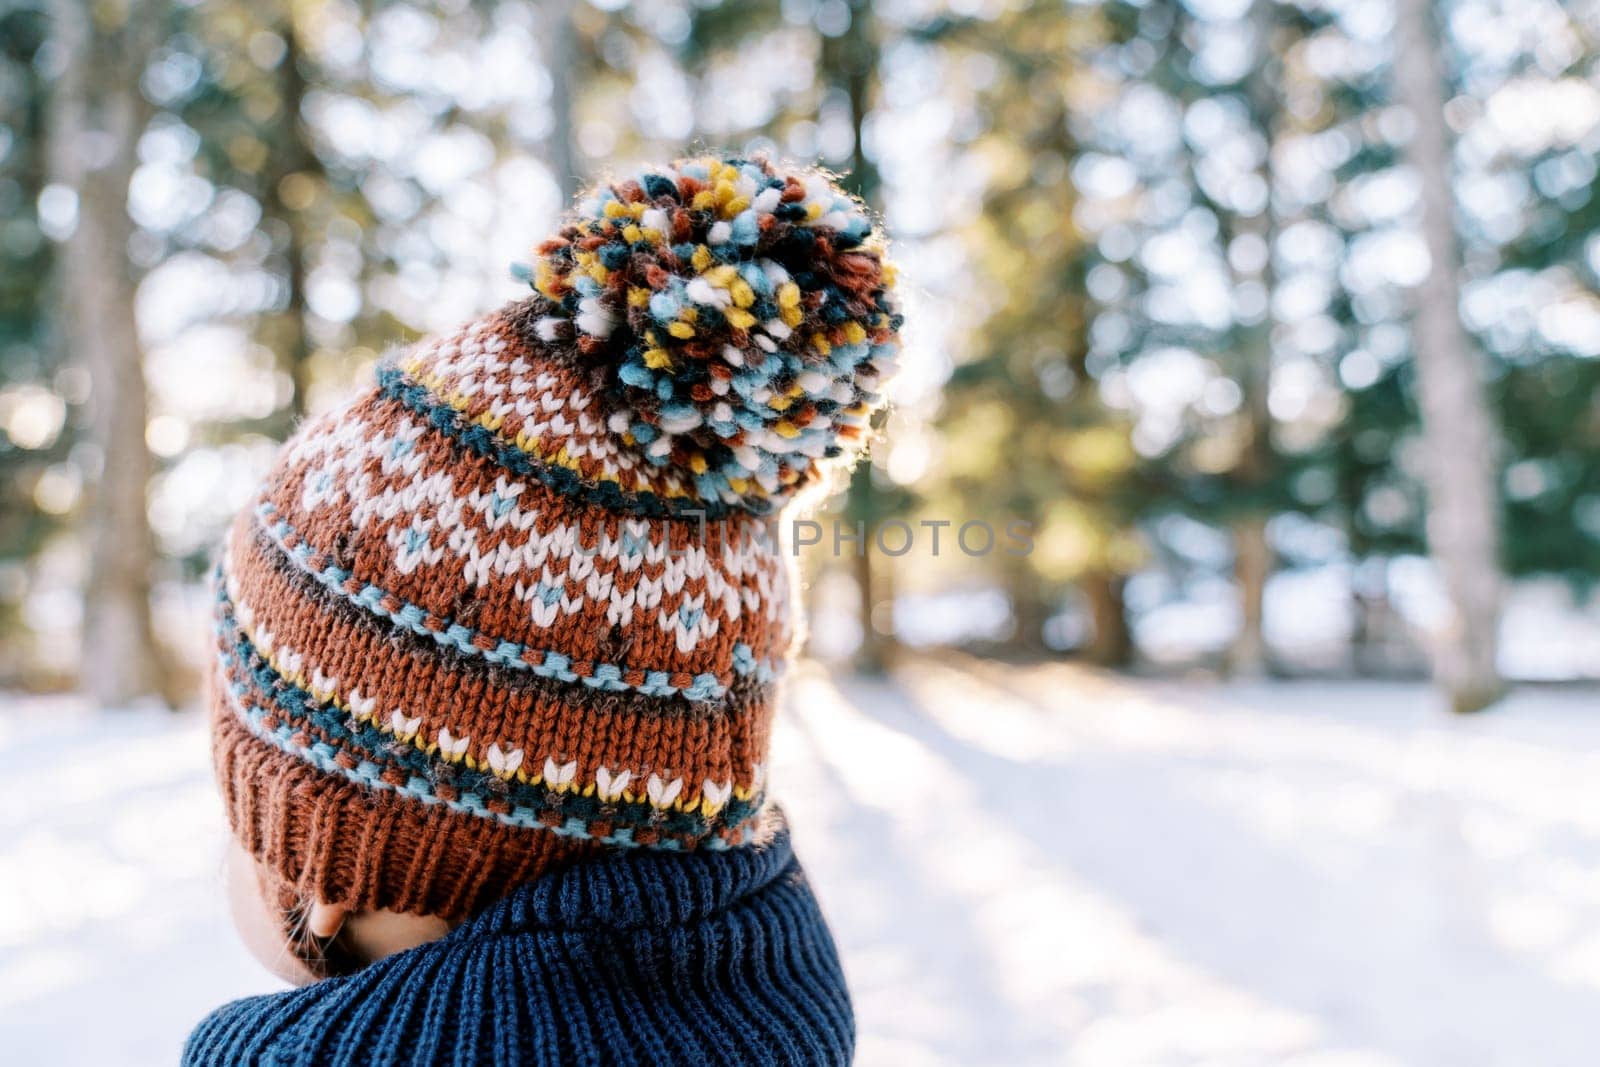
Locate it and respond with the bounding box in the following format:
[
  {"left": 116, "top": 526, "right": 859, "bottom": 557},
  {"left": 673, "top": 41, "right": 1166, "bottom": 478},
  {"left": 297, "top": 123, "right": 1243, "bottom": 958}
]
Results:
[
  {"left": 1226, "top": 0, "right": 1281, "bottom": 678},
  {"left": 267, "top": 14, "right": 315, "bottom": 423},
  {"left": 850, "top": 525, "right": 891, "bottom": 674},
  {"left": 1350, "top": 556, "right": 1381, "bottom": 676},
  {"left": 824, "top": 0, "right": 893, "bottom": 674},
  {"left": 48, "top": 0, "right": 166, "bottom": 707},
  {"left": 1393, "top": 0, "right": 1505, "bottom": 713},
  {"left": 1003, "top": 545, "right": 1048, "bottom": 653},
  {"left": 543, "top": 0, "right": 581, "bottom": 203},
  {"left": 1229, "top": 514, "right": 1272, "bottom": 675},
  {"left": 1082, "top": 570, "right": 1133, "bottom": 668}
]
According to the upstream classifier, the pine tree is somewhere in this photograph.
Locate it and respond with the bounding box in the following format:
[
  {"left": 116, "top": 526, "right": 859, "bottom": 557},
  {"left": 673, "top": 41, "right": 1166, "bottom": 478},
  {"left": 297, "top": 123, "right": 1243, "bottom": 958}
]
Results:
[
  {"left": 46, "top": 0, "right": 167, "bottom": 706},
  {"left": 927, "top": 2, "right": 1140, "bottom": 661},
  {"left": 0, "top": 2, "right": 62, "bottom": 679},
  {"left": 1079, "top": 0, "right": 1306, "bottom": 672},
  {"left": 683, "top": 0, "right": 903, "bottom": 669},
  {"left": 1484, "top": 3, "right": 1600, "bottom": 591}
]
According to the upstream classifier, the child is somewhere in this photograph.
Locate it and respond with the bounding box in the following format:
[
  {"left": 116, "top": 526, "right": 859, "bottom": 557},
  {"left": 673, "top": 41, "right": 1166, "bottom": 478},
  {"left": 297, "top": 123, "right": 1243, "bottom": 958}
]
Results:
[{"left": 183, "top": 156, "right": 902, "bottom": 1066}]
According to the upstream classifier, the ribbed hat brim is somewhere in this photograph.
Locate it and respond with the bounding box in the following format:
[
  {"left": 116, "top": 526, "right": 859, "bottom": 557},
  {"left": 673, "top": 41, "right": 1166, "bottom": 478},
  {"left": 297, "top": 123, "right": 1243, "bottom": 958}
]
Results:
[{"left": 211, "top": 676, "right": 599, "bottom": 920}]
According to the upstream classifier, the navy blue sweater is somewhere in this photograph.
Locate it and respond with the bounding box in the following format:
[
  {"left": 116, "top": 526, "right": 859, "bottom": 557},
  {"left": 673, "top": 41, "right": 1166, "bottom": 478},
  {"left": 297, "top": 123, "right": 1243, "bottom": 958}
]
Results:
[{"left": 184, "top": 826, "right": 853, "bottom": 1066}]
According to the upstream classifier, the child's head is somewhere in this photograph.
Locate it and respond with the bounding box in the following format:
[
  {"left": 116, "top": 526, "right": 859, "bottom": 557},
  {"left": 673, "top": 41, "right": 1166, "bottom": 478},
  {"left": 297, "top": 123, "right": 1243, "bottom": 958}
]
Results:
[{"left": 207, "top": 157, "right": 901, "bottom": 975}]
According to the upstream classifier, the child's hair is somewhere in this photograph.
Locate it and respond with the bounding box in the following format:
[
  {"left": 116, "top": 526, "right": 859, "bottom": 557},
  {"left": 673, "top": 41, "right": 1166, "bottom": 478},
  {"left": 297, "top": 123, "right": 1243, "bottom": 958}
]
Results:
[{"left": 256, "top": 863, "right": 360, "bottom": 979}]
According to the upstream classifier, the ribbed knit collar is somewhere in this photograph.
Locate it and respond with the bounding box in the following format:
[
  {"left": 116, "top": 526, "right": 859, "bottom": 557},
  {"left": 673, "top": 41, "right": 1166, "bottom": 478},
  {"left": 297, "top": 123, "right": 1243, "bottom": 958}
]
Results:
[{"left": 184, "top": 813, "right": 855, "bottom": 1067}]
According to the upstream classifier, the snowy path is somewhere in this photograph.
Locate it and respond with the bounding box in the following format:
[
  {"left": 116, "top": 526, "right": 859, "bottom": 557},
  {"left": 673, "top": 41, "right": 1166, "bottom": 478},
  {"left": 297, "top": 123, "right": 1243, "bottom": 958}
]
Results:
[{"left": 4, "top": 664, "right": 1600, "bottom": 1065}]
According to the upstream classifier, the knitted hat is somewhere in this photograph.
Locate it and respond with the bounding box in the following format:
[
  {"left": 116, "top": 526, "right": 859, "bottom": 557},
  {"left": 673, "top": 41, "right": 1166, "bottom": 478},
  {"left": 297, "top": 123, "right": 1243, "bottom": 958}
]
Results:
[{"left": 209, "top": 156, "right": 901, "bottom": 920}]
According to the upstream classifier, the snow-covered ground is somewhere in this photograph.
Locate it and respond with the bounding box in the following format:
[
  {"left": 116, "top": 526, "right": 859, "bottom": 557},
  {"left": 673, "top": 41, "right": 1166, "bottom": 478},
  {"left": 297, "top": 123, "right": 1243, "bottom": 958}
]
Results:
[{"left": 3, "top": 663, "right": 1599, "bottom": 1065}]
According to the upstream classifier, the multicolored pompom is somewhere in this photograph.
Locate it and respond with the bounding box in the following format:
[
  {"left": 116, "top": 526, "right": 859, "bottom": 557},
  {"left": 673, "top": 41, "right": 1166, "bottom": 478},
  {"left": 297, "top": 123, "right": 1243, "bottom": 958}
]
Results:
[{"left": 516, "top": 156, "right": 902, "bottom": 512}]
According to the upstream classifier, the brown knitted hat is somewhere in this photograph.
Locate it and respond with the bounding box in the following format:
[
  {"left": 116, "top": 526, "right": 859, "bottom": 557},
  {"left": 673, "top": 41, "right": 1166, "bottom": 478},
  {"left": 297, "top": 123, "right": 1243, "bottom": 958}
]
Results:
[{"left": 207, "top": 157, "right": 902, "bottom": 919}]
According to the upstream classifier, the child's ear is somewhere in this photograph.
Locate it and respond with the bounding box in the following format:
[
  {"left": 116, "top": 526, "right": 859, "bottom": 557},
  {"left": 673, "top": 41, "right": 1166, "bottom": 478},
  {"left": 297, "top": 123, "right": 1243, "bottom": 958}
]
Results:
[{"left": 307, "top": 900, "right": 351, "bottom": 940}]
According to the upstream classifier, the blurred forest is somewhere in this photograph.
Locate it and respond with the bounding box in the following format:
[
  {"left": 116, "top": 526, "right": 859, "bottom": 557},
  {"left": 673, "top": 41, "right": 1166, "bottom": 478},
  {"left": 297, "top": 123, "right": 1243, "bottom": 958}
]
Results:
[{"left": 3, "top": 0, "right": 1600, "bottom": 711}]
